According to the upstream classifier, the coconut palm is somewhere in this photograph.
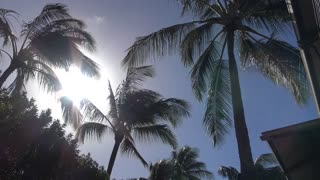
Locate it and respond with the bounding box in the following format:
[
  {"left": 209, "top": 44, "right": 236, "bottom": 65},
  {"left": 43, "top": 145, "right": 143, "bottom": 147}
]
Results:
[
  {"left": 0, "top": 4, "right": 99, "bottom": 93},
  {"left": 122, "top": 0, "right": 308, "bottom": 178},
  {"left": 149, "top": 146, "right": 213, "bottom": 180},
  {"left": 75, "top": 66, "right": 190, "bottom": 177},
  {"left": 218, "top": 153, "right": 286, "bottom": 180}
]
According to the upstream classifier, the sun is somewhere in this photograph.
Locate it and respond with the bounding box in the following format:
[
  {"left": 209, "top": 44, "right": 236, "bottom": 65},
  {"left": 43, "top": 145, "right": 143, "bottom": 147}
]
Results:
[{"left": 55, "top": 66, "right": 109, "bottom": 107}]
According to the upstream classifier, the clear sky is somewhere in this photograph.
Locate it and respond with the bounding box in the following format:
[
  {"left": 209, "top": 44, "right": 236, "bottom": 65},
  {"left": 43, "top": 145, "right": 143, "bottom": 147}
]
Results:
[{"left": 1, "top": 0, "right": 319, "bottom": 179}]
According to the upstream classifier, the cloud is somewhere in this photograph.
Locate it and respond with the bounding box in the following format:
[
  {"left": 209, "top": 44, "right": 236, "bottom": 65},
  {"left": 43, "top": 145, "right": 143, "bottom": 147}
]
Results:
[{"left": 93, "top": 15, "right": 105, "bottom": 25}]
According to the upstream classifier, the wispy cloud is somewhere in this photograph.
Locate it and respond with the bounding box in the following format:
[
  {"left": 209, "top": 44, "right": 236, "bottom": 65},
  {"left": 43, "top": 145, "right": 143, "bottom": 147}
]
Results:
[{"left": 93, "top": 15, "right": 105, "bottom": 25}]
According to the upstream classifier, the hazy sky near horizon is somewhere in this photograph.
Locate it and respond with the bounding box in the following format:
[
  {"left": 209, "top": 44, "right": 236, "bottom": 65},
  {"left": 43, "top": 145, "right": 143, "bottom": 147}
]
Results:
[{"left": 1, "top": 0, "right": 319, "bottom": 179}]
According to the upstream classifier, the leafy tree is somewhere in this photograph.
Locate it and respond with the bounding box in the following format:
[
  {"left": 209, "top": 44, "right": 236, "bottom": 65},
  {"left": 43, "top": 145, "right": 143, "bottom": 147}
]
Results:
[
  {"left": 75, "top": 66, "right": 190, "bottom": 177},
  {"left": 0, "top": 4, "right": 99, "bottom": 93},
  {"left": 122, "top": 0, "right": 307, "bottom": 178},
  {"left": 68, "top": 153, "right": 108, "bottom": 180},
  {"left": 218, "top": 153, "right": 286, "bottom": 180},
  {"left": 0, "top": 89, "right": 107, "bottom": 180},
  {"left": 149, "top": 146, "right": 213, "bottom": 180}
]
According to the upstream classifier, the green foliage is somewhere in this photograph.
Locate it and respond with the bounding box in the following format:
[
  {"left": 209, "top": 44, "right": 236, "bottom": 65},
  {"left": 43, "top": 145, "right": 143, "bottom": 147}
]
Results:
[
  {"left": 0, "top": 89, "right": 107, "bottom": 179},
  {"left": 149, "top": 146, "right": 213, "bottom": 180}
]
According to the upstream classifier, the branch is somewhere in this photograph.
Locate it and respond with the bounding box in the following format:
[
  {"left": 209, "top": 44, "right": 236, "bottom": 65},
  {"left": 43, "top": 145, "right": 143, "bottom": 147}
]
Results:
[
  {"left": 0, "top": 49, "right": 13, "bottom": 60},
  {"left": 19, "top": 30, "right": 31, "bottom": 52},
  {"left": 242, "top": 25, "right": 299, "bottom": 55},
  {"left": 219, "top": 35, "right": 227, "bottom": 60},
  {"left": 216, "top": 0, "right": 227, "bottom": 12}
]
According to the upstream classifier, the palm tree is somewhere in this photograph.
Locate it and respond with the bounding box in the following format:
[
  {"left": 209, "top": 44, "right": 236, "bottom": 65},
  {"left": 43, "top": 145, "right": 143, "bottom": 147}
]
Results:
[
  {"left": 149, "top": 146, "right": 213, "bottom": 180},
  {"left": 75, "top": 66, "right": 190, "bottom": 177},
  {"left": 122, "top": 0, "right": 308, "bottom": 178},
  {"left": 218, "top": 153, "right": 286, "bottom": 180},
  {"left": 0, "top": 4, "right": 99, "bottom": 93}
]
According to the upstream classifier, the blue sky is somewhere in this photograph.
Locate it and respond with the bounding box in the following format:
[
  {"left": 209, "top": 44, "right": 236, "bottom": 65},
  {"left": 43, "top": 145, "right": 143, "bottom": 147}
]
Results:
[{"left": 1, "top": 0, "right": 319, "bottom": 179}]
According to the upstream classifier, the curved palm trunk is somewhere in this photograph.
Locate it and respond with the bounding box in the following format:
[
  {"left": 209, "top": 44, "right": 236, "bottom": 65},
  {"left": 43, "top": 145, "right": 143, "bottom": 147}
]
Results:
[
  {"left": 106, "top": 135, "right": 123, "bottom": 177},
  {"left": 0, "top": 62, "right": 16, "bottom": 88},
  {"left": 227, "top": 31, "right": 254, "bottom": 177}
]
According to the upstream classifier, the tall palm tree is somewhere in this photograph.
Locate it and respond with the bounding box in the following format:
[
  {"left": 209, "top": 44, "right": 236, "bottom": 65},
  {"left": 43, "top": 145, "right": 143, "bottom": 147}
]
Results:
[
  {"left": 149, "top": 146, "right": 213, "bottom": 180},
  {"left": 218, "top": 153, "right": 286, "bottom": 180},
  {"left": 122, "top": 0, "right": 308, "bottom": 178},
  {"left": 75, "top": 66, "right": 190, "bottom": 177},
  {"left": 0, "top": 4, "right": 99, "bottom": 93}
]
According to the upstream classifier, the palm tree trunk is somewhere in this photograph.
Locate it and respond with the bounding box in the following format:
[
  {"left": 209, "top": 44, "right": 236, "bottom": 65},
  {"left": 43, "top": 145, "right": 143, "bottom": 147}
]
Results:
[
  {"left": 227, "top": 31, "right": 255, "bottom": 175},
  {"left": 0, "top": 62, "right": 16, "bottom": 88},
  {"left": 107, "top": 135, "right": 122, "bottom": 177}
]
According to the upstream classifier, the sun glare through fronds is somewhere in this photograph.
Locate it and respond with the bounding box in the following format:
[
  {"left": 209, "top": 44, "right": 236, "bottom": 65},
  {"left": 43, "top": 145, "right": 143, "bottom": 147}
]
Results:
[{"left": 56, "top": 66, "right": 109, "bottom": 107}]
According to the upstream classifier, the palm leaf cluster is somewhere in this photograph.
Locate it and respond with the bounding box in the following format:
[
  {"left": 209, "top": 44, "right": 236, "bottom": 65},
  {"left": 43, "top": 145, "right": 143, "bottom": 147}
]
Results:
[
  {"left": 0, "top": 4, "right": 99, "bottom": 93},
  {"left": 149, "top": 146, "right": 213, "bottom": 180},
  {"left": 219, "top": 153, "right": 286, "bottom": 180},
  {"left": 75, "top": 66, "right": 190, "bottom": 175},
  {"left": 122, "top": 0, "right": 308, "bottom": 147}
]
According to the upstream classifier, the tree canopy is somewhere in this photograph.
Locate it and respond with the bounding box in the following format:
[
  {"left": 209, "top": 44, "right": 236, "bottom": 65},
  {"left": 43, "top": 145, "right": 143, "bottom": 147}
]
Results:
[{"left": 0, "top": 89, "right": 107, "bottom": 180}]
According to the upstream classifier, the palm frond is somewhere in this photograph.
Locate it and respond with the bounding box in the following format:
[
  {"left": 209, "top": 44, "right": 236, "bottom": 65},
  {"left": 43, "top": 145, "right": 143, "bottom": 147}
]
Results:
[
  {"left": 255, "top": 153, "right": 279, "bottom": 168},
  {"left": 26, "top": 18, "right": 85, "bottom": 42},
  {"left": 257, "top": 166, "right": 286, "bottom": 180},
  {"left": 108, "top": 81, "right": 118, "bottom": 120},
  {"left": 187, "top": 169, "right": 214, "bottom": 180},
  {"left": 118, "top": 89, "right": 162, "bottom": 127},
  {"left": 28, "top": 29, "right": 98, "bottom": 77},
  {"left": 200, "top": 3, "right": 225, "bottom": 19},
  {"left": 132, "top": 124, "right": 177, "bottom": 148},
  {"left": 119, "top": 92, "right": 187, "bottom": 129},
  {"left": 218, "top": 166, "right": 239, "bottom": 180},
  {"left": 240, "top": 35, "right": 309, "bottom": 105},
  {"left": 203, "top": 60, "right": 232, "bottom": 146},
  {"left": 76, "top": 122, "right": 111, "bottom": 143},
  {"left": 8, "top": 69, "right": 26, "bottom": 95},
  {"left": 175, "top": 146, "right": 199, "bottom": 164},
  {"left": 191, "top": 40, "right": 222, "bottom": 100},
  {"left": 80, "top": 99, "right": 109, "bottom": 124},
  {"left": 7, "top": 49, "right": 62, "bottom": 94},
  {"left": 180, "top": 23, "right": 214, "bottom": 66},
  {"left": 120, "top": 137, "right": 148, "bottom": 167},
  {"left": 0, "top": 8, "right": 18, "bottom": 47},
  {"left": 172, "top": 146, "right": 213, "bottom": 180},
  {"left": 149, "top": 160, "right": 174, "bottom": 180},
  {"left": 118, "top": 89, "right": 188, "bottom": 128},
  {"left": 27, "top": 32, "right": 77, "bottom": 69},
  {"left": 177, "top": 0, "right": 214, "bottom": 16},
  {"left": 0, "top": 9, "right": 18, "bottom": 16},
  {"left": 184, "top": 161, "right": 207, "bottom": 171},
  {"left": 59, "top": 96, "right": 82, "bottom": 129},
  {"left": 25, "top": 14, "right": 99, "bottom": 78},
  {"left": 22, "top": 3, "right": 71, "bottom": 35},
  {"left": 76, "top": 54, "right": 100, "bottom": 78},
  {"left": 56, "top": 27, "right": 96, "bottom": 51},
  {"left": 152, "top": 98, "right": 190, "bottom": 127},
  {"left": 32, "top": 66, "right": 62, "bottom": 93},
  {"left": 122, "top": 66, "right": 155, "bottom": 90},
  {"left": 241, "top": 0, "right": 291, "bottom": 34},
  {"left": 122, "top": 22, "right": 197, "bottom": 67},
  {"left": 25, "top": 59, "right": 62, "bottom": 93}
]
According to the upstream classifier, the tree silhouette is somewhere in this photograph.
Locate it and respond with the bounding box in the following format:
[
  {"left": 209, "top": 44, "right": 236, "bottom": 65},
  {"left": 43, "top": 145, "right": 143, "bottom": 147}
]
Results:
[
  {"left": 122, "top": 0, "right": 307, "bottom": 178},
  {"left": 0, "top": 4, "right": 99, "bottom": 93},
  {"left": 219, "top": 153, "right": 286, "bottom": 180},
  {"left": 149, "top": 146, "right": 213, "bottom": 180},
  {"left": 75, "top": 66, "right": 190, "bottom": 177},
  {"left": 0, "top": 89, "right": 107, "bottom": 180}
]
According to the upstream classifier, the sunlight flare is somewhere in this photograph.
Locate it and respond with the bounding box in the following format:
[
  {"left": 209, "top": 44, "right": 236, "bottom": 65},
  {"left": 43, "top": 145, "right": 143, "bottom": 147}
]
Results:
[{"left": 56, "top": 66, "right": 109, "bottom": 107}]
